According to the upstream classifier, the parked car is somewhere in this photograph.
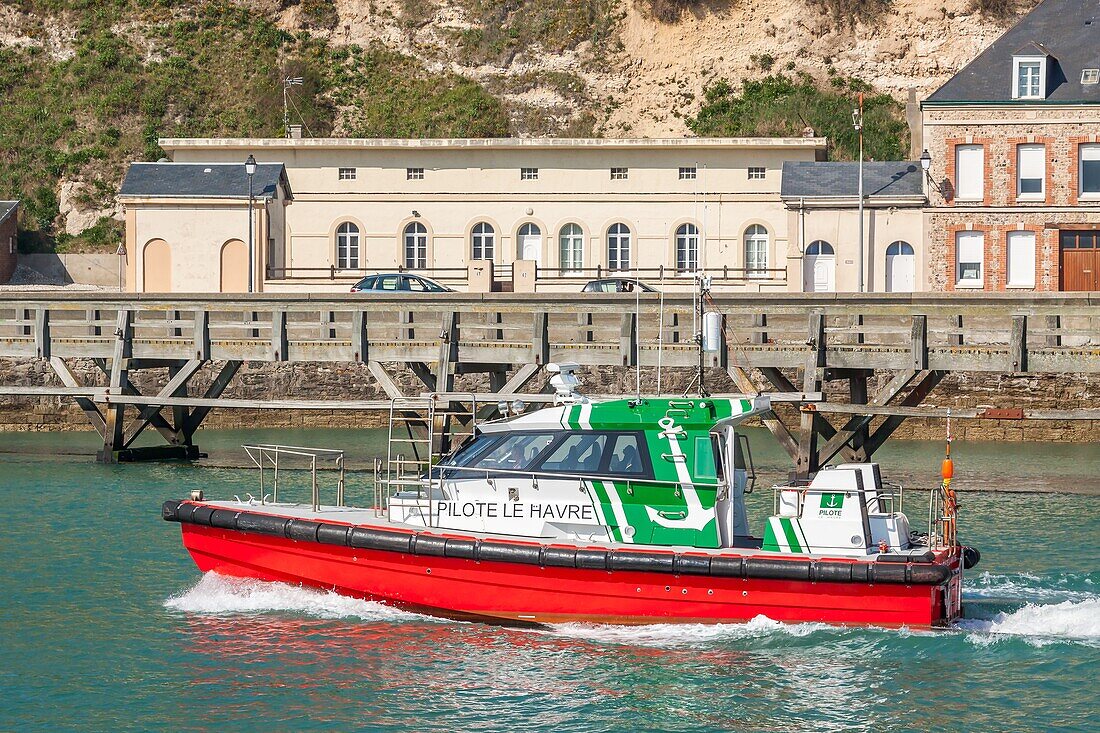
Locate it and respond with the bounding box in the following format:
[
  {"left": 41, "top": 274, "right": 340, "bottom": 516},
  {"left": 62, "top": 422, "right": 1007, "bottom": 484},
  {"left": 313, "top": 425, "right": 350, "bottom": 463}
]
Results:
[
  {"left": 350, "top": 273, "right": 454, "bottom": 293},
  {"left": 581, "top": 278, "right": 657, "bottom": 293}
]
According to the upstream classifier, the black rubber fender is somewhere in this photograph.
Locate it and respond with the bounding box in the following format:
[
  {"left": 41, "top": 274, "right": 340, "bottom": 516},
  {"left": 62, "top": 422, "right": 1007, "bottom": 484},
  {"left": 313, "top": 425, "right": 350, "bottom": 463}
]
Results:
[
  {"left": 962, "top": 545, "right": 981, "bottom": 570},
  {"left": 209, "top": 509, "right": 240, "bottom": 530},
  {"left": 162, "top": 500, "right": 182, "bottom": 522},
  {"left": 575, "top": 549, "right": 611, "bottom": 570},
  {"left": 444, "top": 538, "right": 478, "bottom": 560},
  {"left": 316, "top": 524, "right": 351, "bottom": 547},
  {"left": 610, "top": 550, "right": 674, "bottom": 574},
  {"left": 410, "top": 534, "right": 448, "bottom": 558},
  {"left": 673, "top": 554, "right": 712, "bottom": 576},
  {"left": 478, "top": 541, "right": 540, "bottom": 565},
  {"left": 286, "top": 519, "right": 321, "bottom": 543},
  {"left": 349, "top": 527, "right": 412, "bottom": 554},
  {"left": 541, "top": 547, "right": 578, "bottom": 568},
  {"left": 709, "top": 555, "right": 746, "bottom": 578},
  {"left": 744, "top": 557, "right": 812, "bottom": 581},
  {"left": 236, "top": 512, "right": 290, "bottom": 538}
]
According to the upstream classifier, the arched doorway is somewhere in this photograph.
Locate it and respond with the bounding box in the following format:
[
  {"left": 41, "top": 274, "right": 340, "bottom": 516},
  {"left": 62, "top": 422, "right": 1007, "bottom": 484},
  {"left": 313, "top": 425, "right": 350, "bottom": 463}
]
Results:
[
  {"left": 220, "top": 239, "right": 249, "bottom": 293},
  {"left": 803, "top": 240, "right": 835, "bottom": 292},
  {"left": 886, "top": 241, "right": 916, "bottom": 292},
  {"left": 517, "top": 223, "right": 542, "bottom": 264},
  {"left": 142, "top": 239, "right": 171, "bottom": 293}
]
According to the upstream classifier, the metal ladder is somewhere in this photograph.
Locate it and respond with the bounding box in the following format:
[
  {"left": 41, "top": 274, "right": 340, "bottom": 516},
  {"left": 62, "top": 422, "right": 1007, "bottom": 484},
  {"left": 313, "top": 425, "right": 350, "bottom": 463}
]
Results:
[{"left": 380, "top": 394, "right": 482, "bottom": 524}]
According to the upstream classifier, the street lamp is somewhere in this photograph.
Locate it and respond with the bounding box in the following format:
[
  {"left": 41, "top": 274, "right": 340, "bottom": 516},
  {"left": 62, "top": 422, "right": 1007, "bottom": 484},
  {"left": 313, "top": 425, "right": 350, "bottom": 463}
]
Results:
[
  {"left": 245, "top": 154, "right": 256, "bottom": 294},
  {"left": 852, "top": 94, "right": 864, "bottom": 294}
]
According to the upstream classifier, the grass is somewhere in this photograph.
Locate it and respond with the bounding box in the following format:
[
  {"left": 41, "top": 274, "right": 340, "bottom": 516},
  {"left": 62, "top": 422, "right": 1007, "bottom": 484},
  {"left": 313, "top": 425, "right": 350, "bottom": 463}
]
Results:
[
  {"left": 688, "top": 73, "right": 909, "bottom": 162},
  {"left": 453, "top": 0, "right": 620, "bottom": 65},
  {"left": 0, "top": 2, "right": 510, "bottom": 253}
]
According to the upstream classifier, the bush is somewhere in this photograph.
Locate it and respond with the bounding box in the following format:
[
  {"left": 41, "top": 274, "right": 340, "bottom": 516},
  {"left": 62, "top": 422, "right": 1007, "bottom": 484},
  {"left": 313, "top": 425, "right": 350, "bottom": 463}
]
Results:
[{"left": 688, "top": 74, "right": 908, "bottom": 161}]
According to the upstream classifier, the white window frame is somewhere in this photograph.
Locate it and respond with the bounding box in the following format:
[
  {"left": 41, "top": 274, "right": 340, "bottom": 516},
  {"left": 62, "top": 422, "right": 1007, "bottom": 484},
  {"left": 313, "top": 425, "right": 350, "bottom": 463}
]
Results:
[
  {"left": 747, "top": 167, "right": 766, "bottom": 180},
  {"left": 675, "top": 223, "right": 700, "bottom": 273},
  {"left": 1082, "top": 69, "right": 1100, "bottom": 85},
  {"left": 607, "top": 223, "right": 631, "bottom": 271},
  {"left": 1012, "top": 56, "right": 1045, "bottom": 100},
  {"left": 336, "top": 222, "right": 360, "bottom": 270},
  {"left": 610, "top": 167, "right": 628, "bottom": 181},
  {"left": 406, "top": 167, "right": 425, "bottom": 180},
  {"left": 1080, "top": 144, "right": 1100, "bottom": 199},
  {"left": 558, "top": 223, "right": 584, "bottom": 275},
  {"left": 1006, "top": 231, "right": 1036, "bottom": 289},
  {"left": 471, "top": 222, "right": 495, "bottom": 261},
  {"left": 1016, "top": 144, "right": 1045, "bottom": 200},
  {"left": 678, "top": 166, "right": 697, "bottom": 180},
  {"left": 955, "top": 231, "right": 985, "bottom": 289},
  {"left": 954, "top": 144, "right": 985, "bottom": 202},
  {"left": 744, "top": 224, "right": 769, "bottom": 278},
  {"left": 404, "top": 222, "right": 428, "bottom": 269},
  {"left": 521, "top": 167, "right": 538, "bottom": 181},
  {"left": 338, "top": 167, "right": 357, "bottom": 181}
]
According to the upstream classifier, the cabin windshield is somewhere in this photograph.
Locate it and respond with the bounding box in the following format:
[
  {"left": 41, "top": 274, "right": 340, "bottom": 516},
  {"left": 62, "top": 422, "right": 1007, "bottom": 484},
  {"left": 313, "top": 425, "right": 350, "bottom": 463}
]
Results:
[{"left": 440, "top": 430, "right": 651, "bottom": 478}]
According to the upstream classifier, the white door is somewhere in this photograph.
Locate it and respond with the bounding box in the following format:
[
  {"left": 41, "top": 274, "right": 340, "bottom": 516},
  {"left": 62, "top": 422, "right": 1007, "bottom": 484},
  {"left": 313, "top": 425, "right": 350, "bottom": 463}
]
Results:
[
  {"left": 802, "top": 240, "right": 835, "bottom": 292},
  {"left": 886, "top": 241, "right": 916, "bottom": 292},
  {"left": 518, "top": 223, "right": 542, "bottom": 264}
]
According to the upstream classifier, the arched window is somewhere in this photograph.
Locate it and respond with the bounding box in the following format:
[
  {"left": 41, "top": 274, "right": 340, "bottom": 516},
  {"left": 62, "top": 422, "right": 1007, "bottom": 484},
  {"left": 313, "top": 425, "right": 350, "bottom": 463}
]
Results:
[
  {"left": 806, "top": 240, "right": 834, "bottom": 256},
  {"left": 607, "top": 223, "right": 631, "bottom": 271},
  {"left": 403, "top": 221, "right": 428, "bottom": 269},
  {"left": 675, "top": 223, "right": 700, "bottom": 273},
  {"left": 744, "top": 224, "right": 769, "bottom": 277},
  {"left": 886, "top": 240, "right": 914, "bottom": 256},
  {"left": 336, "top": 222, "right": 360, "bottom": 269},
  {"left": 471, "top": 222, "right": 495, "bottom": 261},
  {"left": 559, "top": 224, "right": 584, "bottom": 274}
]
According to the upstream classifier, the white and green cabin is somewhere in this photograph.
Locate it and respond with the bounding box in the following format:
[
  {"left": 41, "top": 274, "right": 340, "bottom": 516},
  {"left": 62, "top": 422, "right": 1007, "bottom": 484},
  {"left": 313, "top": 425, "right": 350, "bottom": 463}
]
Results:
[{"left": 387, "top": 366, "right": 920, "bottom": 558}]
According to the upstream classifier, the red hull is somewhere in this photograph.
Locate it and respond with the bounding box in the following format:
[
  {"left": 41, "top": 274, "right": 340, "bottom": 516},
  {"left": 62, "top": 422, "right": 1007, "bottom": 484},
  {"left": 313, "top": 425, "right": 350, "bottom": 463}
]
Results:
[{"left": 180, "top": 523, "right": 956, "bottom": 627}]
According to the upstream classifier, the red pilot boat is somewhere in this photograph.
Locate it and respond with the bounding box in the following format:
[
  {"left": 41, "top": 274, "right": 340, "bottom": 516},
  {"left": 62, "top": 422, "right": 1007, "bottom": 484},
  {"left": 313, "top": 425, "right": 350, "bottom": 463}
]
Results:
[{"left": 165, "top": 364, "right": 978, "bottom": 627}]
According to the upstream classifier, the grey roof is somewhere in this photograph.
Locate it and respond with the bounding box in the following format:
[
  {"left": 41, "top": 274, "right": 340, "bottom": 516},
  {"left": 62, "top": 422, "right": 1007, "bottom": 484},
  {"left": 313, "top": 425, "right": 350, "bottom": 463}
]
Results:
[
  {"left": 0, "top": 200, "right": 17, "bottom": 225},
  {"left": 926, "top": 0, "right": 1100, "bottom": 104},
  {"left": 780, "top": 161, "right": 924, "bottom": 200},
  {"left": 119, "top": 162, "right": 291, "bottom": 199}
]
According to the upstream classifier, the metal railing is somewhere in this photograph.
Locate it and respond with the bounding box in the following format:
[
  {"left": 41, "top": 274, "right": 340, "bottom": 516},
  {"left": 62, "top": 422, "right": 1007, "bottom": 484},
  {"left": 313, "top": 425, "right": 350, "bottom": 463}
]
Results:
[{"left": 242, "top": 443, "right": 346, "bottom": 511}]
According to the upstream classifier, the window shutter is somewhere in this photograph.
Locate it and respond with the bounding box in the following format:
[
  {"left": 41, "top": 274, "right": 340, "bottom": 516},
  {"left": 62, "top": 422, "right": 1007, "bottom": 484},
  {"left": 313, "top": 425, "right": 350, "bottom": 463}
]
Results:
[
  {"left": 1006, "top": 232, "right": 1036, "bottom": 288},
  {"left": 955, "top": 145, "right": 984, "bottom": 200},
  {"left": 1017, "top": 145, "right": 1044, "bottom": 195}
]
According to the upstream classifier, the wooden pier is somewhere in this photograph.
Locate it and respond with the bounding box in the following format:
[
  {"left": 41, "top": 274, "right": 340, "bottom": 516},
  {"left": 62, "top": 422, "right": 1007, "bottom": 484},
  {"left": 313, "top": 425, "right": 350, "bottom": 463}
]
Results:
[{"left": 2, "top": 292, "right": 1098, "bottom": 470}]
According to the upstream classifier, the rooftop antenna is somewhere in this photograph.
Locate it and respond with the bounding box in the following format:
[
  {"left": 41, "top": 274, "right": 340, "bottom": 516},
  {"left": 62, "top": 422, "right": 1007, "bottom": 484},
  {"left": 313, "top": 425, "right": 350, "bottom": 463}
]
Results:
[{"left": 283, "top": 76, "right": 304, "bottom": 139}]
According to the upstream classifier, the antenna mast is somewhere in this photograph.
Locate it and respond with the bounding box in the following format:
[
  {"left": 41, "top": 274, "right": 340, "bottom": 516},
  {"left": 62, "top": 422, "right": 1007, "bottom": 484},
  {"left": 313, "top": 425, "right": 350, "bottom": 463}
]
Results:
[{"left": 283, "top": 76, "right": 304, "bottom": 138}]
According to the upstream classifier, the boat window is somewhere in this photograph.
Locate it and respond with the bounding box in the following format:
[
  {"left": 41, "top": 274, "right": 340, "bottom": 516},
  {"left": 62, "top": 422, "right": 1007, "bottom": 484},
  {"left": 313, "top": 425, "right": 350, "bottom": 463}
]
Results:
[
  {"left": 539, "top": 433, "right": 608, "bottom": 473},
  {"left": 440, "top": 432, "right": 501, "bottom": 468},
  {"left": 465, "top": 432, "right": 558, "bottom": 471},
  {"left": 607, "top": 434, "right": 645, "bottom": 475},
  {"left": 694, "top": 436, "right": 717, "bottom": 480},
  {"left": 710, "top": 433, "right": 726, "bottom": 482}
]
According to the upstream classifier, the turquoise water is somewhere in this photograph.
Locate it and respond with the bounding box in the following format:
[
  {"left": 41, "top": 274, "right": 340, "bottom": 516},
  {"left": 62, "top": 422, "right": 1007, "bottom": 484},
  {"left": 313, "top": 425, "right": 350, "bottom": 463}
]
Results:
[{"left": 1, "top": 430, "right": 1098, "bottom": 732}]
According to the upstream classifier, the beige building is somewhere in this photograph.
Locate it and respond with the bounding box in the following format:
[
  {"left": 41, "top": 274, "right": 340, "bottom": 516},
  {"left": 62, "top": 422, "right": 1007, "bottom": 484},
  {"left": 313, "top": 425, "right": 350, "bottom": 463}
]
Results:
[
  {"left": 121, "top": 137, "right": 827, "bottom": 293},
  {"left": 781, "top": 162, "right": 926, "bottom": 292},
  {"left": 919, "top": 0, "right": 1100, "bottom": 292}
]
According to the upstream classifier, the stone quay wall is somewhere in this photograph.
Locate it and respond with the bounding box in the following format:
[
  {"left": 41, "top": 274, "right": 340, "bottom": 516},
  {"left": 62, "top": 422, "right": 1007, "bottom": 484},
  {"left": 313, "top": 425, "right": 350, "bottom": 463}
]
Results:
[{"left": 0, "top": 358, "right": 1096, "bottom": 443}]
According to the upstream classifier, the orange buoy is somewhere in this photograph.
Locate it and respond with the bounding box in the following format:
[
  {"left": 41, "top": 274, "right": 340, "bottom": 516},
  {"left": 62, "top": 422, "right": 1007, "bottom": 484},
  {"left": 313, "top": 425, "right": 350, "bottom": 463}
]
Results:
[{"left": 941, "top": 456, "right": 954, "bottom": 481}]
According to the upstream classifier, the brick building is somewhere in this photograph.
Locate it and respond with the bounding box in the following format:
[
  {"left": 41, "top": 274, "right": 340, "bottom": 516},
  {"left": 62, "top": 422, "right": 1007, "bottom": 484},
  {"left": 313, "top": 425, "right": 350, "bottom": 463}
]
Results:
[
  {"left": 0, "top": 201, "right": 17, "bottom": 284},
  {"left": 920, "top": 0, "right": 1100, "bottom": 292}
]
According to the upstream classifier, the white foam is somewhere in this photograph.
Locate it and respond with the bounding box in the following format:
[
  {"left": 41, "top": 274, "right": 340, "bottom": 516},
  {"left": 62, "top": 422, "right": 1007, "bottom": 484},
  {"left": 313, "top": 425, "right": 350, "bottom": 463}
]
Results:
[
  {"left": 544, "top": 614, "right": 837, "bottom": 647},
  {"left": 965, "top": 571, "right": 1097, "bottom": 603},
  {"left": 164, "top": 572, "right": 426, "bottom": 622},
  {"left": 957, "top": 598, "right": 1100, "bottom": 647}
]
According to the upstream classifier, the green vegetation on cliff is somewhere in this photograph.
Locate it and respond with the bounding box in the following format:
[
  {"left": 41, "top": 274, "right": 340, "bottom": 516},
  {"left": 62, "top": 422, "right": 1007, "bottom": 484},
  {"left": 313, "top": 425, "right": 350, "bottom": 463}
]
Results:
[
  {"left": 688, "top": 73, "right": 909, "bottom": 162},
  {"left": 0, "top": 2, "right": 508, "bottom": 252}
]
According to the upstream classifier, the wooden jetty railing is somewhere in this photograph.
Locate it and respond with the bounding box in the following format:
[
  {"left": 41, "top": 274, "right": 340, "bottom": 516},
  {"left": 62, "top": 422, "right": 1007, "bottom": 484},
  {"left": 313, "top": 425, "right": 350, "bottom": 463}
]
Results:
[{"left": 1, "top": 292, "right": 1098, "bottom": 467}]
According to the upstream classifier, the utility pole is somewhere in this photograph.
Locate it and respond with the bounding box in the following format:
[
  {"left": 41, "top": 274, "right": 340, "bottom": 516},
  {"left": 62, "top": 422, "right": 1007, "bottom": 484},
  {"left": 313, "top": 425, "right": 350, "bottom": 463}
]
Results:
[
  {"left": 852, "top": 94, "right": 865, "bottom": 293},
  {"left": 245, "top": 154, "right": 256, "bottom": 293}
]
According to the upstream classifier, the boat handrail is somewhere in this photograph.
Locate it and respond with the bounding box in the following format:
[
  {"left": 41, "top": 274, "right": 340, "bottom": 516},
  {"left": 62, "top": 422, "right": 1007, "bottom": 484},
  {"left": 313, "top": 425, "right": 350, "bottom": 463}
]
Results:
[
  {"left": 243, "top": 443, "right": 346, "bottom": 511},
  {"left": 383, "top": 462, "right": 729, "bottom": 493}
]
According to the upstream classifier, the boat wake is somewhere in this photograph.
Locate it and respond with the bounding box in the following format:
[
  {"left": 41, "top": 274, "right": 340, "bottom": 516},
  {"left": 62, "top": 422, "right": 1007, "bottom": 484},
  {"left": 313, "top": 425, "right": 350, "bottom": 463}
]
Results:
[
  {"left": 965, "top": 571, "right": 1096, "bottom": 603},
  {"left": 955, "top": 598, "right": 1100, "bottom": 647},
  {"left": 545, "top": 615, "right": 839, "bottom": 647},
  {"left": 164, "top": 572, "right": 426, "bottom": 623}
]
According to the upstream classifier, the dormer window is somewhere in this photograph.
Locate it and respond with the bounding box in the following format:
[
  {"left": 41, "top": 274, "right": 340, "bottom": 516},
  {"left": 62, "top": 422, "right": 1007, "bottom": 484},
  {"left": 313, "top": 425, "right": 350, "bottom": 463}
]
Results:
[
  {"left": 1012, "top": 53, "right": 1047, "bottom": 99},
  {"left": 1082, "top": 69, "right": 1100, "bottom": 85}
]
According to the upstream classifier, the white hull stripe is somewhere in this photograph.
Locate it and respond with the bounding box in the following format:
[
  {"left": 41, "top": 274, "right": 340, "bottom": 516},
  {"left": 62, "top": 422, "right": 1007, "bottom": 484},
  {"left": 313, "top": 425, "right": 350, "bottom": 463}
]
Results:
[{"left": 602, "top": 480, "right": 633, "bottom": 544}]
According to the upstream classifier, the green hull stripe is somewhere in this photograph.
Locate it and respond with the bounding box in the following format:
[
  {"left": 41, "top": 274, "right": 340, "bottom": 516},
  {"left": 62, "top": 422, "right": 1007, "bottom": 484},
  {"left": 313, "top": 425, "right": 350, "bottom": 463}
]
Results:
[
  {"left": 780, "top": 517, "right": 803, "bottom": 553},
  {"left": 589, "top": 482, "right": 622, "bottom": 542}
]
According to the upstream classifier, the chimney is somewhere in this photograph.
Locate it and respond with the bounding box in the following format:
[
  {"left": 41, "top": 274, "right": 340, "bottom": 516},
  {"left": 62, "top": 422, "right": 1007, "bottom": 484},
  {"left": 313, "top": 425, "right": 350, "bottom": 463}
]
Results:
[
  {"left": 905, "top": 88, "right": 923, "bottom": 160},
  {"left": 288, "top": 124, "right": 303, "bottom": 139}
]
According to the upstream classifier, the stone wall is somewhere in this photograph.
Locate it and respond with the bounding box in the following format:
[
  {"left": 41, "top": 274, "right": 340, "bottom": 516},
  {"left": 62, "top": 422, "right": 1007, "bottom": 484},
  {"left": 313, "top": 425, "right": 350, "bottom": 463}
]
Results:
[{"left": 0, "top": 358, "right": 1096, "bottom": 443}]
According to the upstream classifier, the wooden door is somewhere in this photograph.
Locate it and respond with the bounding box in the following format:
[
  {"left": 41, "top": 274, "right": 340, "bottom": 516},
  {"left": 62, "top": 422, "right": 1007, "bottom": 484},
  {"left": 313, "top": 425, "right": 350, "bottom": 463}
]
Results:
[
  {"left": 219, "top": 239, "right": 249, "bottom": 293},
  {"left": 1060, "top": 231, "right": 1100, "bottom": 291},
  {"left": 142, "top": 239, "right": 171, "bottom": 292}
]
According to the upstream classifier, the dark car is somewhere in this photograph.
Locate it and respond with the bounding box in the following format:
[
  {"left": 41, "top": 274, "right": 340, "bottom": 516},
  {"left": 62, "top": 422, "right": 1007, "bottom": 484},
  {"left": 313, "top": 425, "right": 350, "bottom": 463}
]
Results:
[
  {"left": 581, "top": 278, "right": 657, "bottom": 293},
  {"left": 350, "top": 273, "right": 453, "bottom": 293}
]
